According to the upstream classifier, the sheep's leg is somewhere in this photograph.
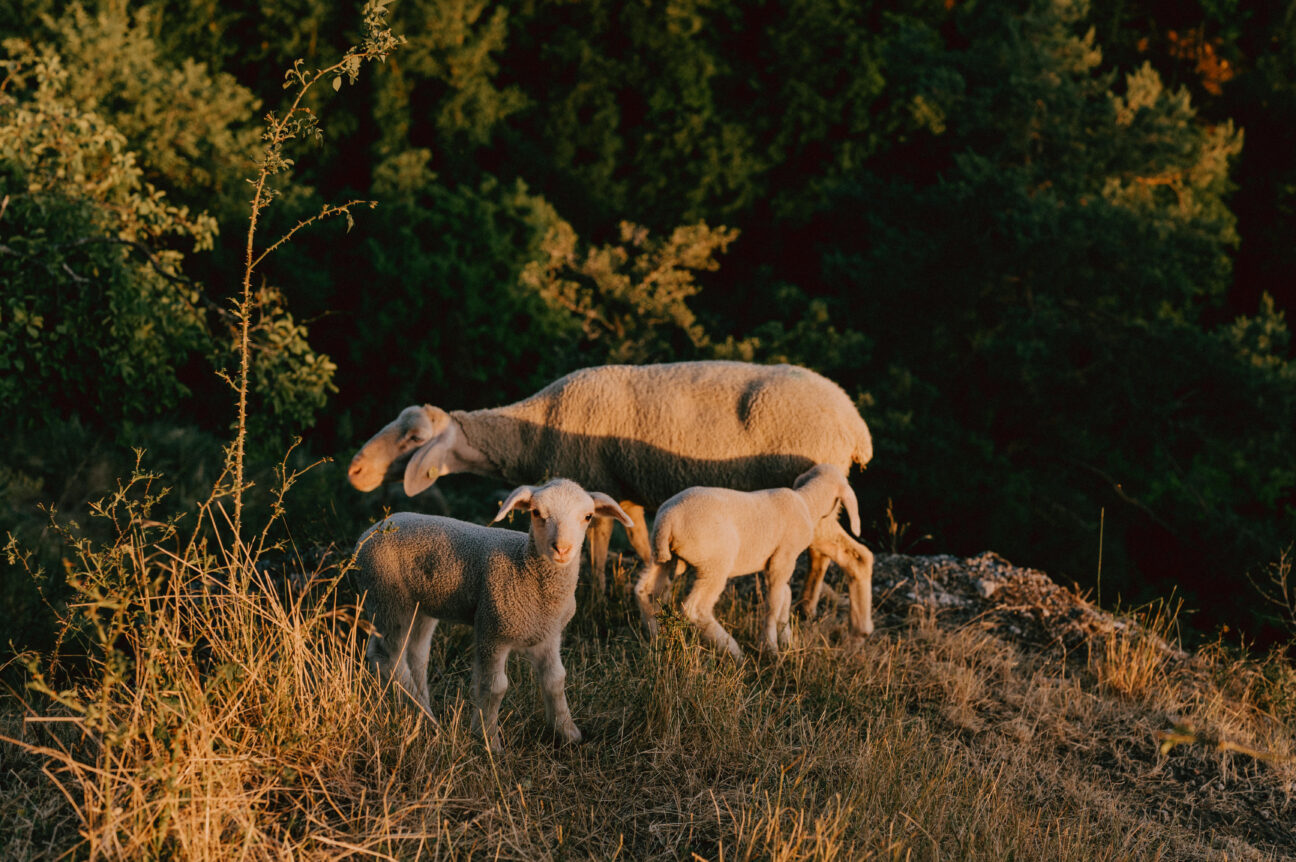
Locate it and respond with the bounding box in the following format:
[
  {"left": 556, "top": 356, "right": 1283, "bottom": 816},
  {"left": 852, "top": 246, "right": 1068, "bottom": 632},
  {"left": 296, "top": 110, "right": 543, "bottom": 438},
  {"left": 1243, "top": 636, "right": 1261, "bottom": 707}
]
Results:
[
  {"left": 633, "top": 560, "right": 674, "bottom": 639},
  {"left": 586, "top": 515, "right": 614, "bottom": 594},
  {"left": 366, "top": 611, "right": 438, "bottom": 713},
  {"left": 471, "top": 640, "right": 511, "bottom": 752},
  {"left": 620, "top": 499, "right": 652, "bottom": 565},
  {"left": 364, "top": 630, "right": 407, "bottom": 696},
  {"left": 797, "top": 549, "right": 833, "bottom": 619},
  {"left": 812, "top": 521, "right": 876, "bottom": 636},
  {"left": 763, "top": 557, "right": 799, "bottom": 654},
  {"left": 526, "top": 638, "right": 581, "bottom": 744},
  {"left": 680, "top": 569, "right": 743, "bottom": 661},
  {"left": 403, "top": 614, "right": 440, "bottom": 710}
]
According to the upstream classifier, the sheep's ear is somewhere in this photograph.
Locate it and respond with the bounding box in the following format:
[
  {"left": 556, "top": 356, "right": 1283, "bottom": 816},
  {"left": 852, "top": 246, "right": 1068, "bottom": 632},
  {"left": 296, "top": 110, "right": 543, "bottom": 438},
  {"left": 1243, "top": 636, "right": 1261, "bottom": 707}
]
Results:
[
  {"left": 403, "top": 440, "right": 448, "bottom": 496},
  {"left": 838, "top": 480, "right": 861, "bottom": 537},
  {"left": 493, "top": 485, "right": 537, "bottom": 523},
  {"left": 590, "top": 492, "right": 635, "bottom": 528},
  {"left": 419, "top": 405, "right": 450, "bottom": 432}
]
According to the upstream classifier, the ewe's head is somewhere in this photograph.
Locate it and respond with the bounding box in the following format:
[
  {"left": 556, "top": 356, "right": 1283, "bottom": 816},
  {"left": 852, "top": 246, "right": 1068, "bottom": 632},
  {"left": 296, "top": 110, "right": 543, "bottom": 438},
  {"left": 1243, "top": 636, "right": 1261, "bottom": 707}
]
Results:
[
  {"left": 348, "top": 405, "right": 452, "bottom": 493},
  {"left": 793, "top": 463, "right": 861, "bottom": 536},
  {"left": 493, "top": 479, "right": 634, "bottom": 567}
]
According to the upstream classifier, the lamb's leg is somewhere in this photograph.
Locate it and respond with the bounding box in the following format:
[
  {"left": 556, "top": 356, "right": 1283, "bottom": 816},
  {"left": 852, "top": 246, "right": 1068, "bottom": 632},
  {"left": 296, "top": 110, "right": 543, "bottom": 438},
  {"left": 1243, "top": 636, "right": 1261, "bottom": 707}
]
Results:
[
  {"left": 586, "top": 515, "right": 614, "bottom": 594},
  {"left": 763, "top": 557, "right": 798, "bottom": 654},
  {"left": 633, "top": 560, "right": 674, "bottom": 639},
  {"left": 471, "top": 639, "right": 511, "bottom": 752},
  {"left": 403, "top": 614, "right": 440, "bottom": 710},
  {"left": 812, "top": 521, "right": 875, "bottom": 636},
  {"left": 797, "top": 549, "right": 833, "bottom": 618},
  {"left": 526, "top": 638, "right": 581, "bottom": 744},
  {"left": 364, "top": 630, "right": 403, "bottom": 693},
  {"left": 680, "top": 568, "right": 743, "bottom": 661},
  {"left": 366, "top": 610, "right": 438, "bottom": 712}
]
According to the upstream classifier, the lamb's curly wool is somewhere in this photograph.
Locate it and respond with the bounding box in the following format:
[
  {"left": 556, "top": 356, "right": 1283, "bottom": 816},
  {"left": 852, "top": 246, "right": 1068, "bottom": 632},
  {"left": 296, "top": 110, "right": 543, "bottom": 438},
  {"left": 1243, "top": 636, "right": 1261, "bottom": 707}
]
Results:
[
  {"left": 348, "top": 361, "right": 875, "bottom": 634},
  {"left": 355, "top": 479, "right": 633, "bottom": 752},
  {"left": 638, "top": 464, "right": 861, "bottom": 659}
]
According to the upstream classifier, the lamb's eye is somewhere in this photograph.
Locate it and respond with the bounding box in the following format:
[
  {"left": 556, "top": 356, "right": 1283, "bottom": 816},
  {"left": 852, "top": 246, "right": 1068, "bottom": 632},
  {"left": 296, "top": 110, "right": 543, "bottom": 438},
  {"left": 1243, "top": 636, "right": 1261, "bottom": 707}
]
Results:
[{"left": 584, "top": 513, "right": 593, "bottom": 522}]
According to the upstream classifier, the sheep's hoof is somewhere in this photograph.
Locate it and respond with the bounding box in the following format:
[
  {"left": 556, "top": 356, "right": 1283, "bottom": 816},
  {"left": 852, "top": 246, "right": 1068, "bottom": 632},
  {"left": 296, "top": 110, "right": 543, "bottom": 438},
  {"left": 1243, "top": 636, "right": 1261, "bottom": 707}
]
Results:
[
  {"left": 639, "top": 616, "right": 660, "bottom": 642},
  {"left": 842, "top": 625, "right": 873, "bottom": 650},
  {"left": 794, "top": 600, "right": 821, "bottom": 621},
  {"left": 557, "top": 723, "right": 582, "bottom": 745}
]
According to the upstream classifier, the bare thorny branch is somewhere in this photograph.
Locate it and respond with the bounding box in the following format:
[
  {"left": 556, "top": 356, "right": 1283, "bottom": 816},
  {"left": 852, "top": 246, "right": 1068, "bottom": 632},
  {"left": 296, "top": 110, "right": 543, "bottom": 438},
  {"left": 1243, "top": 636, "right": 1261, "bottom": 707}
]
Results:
[{"left": 229, "top": 1, "right": 402, "bottom": 544}]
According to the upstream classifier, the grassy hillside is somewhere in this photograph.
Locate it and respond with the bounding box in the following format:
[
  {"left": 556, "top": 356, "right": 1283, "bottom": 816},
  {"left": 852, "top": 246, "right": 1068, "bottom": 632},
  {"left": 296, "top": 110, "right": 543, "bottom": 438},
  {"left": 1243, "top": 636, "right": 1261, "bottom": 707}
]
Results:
[{"left": 3, "top": 482, "right": 1292, "bottom": 860}]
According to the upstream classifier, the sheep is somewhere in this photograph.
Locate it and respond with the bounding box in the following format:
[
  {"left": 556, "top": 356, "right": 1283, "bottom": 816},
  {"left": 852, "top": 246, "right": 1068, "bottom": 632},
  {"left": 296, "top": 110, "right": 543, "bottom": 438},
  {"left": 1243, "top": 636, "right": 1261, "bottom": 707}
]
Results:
[
  {"left": 355, "top": 479, "right": 634, "bottom": 751},
  {"left": 635, "top": 464, "right": 861, "bottom": 659},
  {"left": 348, "top": 361, "right": 876, "bottom": 635}
]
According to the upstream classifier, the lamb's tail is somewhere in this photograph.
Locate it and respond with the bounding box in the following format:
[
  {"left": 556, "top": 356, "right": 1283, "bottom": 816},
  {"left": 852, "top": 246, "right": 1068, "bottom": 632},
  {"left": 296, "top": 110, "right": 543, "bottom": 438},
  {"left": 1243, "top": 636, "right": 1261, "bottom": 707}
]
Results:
[{"left": 653, "top": 522, "right": 674, "bottom": 565}]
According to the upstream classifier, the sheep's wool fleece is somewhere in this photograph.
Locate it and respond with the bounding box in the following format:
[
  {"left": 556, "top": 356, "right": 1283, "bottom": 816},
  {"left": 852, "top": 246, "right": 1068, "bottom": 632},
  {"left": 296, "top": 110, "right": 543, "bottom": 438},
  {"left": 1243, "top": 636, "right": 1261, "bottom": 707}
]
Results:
[
  {"left": 453, "top": 361, "right": 872, "bottom": 506},
  {"left": 355, "top": 514, "right": 575, "bottom": 643}
]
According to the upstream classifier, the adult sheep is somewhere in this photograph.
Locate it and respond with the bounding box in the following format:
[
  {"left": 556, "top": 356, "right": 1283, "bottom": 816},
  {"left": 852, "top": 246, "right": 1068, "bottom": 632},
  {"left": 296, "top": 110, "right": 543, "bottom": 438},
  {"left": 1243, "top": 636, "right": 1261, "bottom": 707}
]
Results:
[{"left": 347, "top": 361, "right": 877, "bottom": 635}]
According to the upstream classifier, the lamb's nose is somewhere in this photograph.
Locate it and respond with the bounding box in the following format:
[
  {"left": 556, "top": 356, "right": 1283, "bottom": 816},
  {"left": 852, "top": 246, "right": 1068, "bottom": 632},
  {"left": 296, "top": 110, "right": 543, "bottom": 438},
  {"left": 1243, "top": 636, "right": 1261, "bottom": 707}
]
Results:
[
  {"left": 553, "top": 542, "right": 572, "bottom": 558},
  {"left": 347, "top": 460, "right": 363, "bottom": 476}
]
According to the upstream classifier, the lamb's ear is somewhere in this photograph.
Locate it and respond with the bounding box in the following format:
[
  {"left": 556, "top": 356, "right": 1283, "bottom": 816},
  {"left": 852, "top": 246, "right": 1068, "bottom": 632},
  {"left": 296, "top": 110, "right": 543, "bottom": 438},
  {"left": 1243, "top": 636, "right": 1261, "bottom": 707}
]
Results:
[
  {"left": 838, "top": 479, "right": 861, "bottom": 537},
  {"left": 493, "top": 485, "right": 537, "bottom": 523},
  {"left": 404, "top": 439, "right": 449, "bottom": 496},
  {"left": 590, "top": 492, "right": 635, "bottom": 528}
]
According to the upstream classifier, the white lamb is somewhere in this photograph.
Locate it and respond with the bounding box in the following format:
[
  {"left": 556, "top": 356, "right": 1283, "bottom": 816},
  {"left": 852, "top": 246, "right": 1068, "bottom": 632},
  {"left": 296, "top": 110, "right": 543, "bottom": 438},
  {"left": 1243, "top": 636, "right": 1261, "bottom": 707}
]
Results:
[
  {"left": 636, "top": 464, "right": 861, "bottom": 660},
  {"left": 354, "top": 479, "right": 634, "bottom": 751}
]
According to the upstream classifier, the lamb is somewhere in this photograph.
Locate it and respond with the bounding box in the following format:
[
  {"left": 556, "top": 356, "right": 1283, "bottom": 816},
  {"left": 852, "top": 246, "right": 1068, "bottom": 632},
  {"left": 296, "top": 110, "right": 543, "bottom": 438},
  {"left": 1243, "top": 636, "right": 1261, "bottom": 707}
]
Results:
[
  {"left": 354, "top": 479, "right": 634, "bottom": 751},
  {"left": 635, "top": 464, "right": 861, "bottom": 660},
  {"left": 347, "top": 361, "right": 877, "bottom": 635}
]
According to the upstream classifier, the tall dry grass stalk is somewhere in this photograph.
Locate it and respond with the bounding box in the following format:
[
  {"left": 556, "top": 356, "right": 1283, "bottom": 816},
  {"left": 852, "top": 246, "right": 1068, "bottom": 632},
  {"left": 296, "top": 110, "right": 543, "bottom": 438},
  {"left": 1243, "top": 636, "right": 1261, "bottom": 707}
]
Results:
[
  {"left": 226, "top": 0, "right": 401, "bottom": 541},
  {"left": 5, "top": 517, "right": 1296, "bottom": 859},
  {"left": 4, "top": 464, "right": 384, "bottom": 857},
  {"left": 1089, "top": 599, "right": 1183, "bottom": 701}
]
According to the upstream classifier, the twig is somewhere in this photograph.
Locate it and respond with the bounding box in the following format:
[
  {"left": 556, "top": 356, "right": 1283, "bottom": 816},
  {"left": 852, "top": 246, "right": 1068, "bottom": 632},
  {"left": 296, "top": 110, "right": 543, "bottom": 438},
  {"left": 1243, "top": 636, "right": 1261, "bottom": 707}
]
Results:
[{"left": 250, "top": 200, "right": 374, "bottom": 270}]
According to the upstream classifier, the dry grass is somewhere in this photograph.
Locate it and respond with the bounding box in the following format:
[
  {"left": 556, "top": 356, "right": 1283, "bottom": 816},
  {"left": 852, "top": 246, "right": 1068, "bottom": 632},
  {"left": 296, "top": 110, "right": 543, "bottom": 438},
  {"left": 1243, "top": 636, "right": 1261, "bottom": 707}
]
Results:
[{"left": 3, "top": 482, "right": 1295, "bottom": 860}]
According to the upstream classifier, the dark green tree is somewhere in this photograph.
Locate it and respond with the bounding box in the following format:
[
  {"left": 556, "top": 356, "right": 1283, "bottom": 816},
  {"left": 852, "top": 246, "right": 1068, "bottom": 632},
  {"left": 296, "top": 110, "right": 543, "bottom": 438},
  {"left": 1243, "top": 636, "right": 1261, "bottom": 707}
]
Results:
[{"left": 810, "top": 0, "right": 1293, "bottom": 631}]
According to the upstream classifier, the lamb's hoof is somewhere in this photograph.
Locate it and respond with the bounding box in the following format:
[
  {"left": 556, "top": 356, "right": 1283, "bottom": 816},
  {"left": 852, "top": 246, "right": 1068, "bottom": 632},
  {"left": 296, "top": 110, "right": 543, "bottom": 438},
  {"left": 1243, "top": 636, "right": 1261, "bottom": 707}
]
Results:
[
  {"left": 842, "top": 624, "right": 873, "bottom": 650},
  {"left": 639, "top": 617, "right": 660, "bottom": 642},
  {"left": 557, "top": 723, "right": 582, "bottom": 745},
  {"left": 847, "top": 614, "right": 875, "bottom": 638}
]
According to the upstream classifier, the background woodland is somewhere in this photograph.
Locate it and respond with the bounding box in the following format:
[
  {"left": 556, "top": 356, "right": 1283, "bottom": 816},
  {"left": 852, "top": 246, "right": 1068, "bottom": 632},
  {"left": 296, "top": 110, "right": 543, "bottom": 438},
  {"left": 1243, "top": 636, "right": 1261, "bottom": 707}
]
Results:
[{"left": 2, "top": 0, "right": 1295, "bottom": 649}]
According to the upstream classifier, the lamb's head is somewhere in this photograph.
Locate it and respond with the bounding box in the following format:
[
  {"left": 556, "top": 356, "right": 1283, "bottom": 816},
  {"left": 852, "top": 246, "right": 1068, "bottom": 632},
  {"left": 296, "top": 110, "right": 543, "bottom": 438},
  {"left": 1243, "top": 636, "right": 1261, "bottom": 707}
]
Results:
[
  {"left": 493, "top": 479, "right": 634, "bottom": 567},
  {"left": 793, "top": 463, "right": 861, "bottom": 536},
  {"left": 347, "top": 405, "right": 453, "bottom": 493}
]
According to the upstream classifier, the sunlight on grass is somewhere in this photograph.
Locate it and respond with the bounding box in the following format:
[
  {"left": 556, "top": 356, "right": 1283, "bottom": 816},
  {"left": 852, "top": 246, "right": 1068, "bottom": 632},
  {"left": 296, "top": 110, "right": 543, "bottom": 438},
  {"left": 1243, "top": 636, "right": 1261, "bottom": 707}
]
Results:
[{"left": 2, "top": 468, "right": 1294, "bottom": 860}]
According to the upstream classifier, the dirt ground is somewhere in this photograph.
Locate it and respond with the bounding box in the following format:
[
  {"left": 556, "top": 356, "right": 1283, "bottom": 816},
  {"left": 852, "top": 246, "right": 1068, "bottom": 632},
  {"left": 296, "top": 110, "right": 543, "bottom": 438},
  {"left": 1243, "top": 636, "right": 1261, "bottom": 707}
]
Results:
[{"left": 802, "top": 551, "right": 1296, "bottom": 859}]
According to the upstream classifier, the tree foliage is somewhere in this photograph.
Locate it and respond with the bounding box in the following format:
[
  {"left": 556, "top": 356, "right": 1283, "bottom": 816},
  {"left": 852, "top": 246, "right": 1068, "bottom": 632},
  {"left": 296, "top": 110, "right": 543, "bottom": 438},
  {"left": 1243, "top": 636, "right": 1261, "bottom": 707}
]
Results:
[
  {"left": 0, "top": 37, "right": 215, "bottom": 426},
  {"left": 521, "top": 219, "right": 739, "bottom": 364},
  {"left": 1, "top": 0, "right": 1294, "bottom": 639}
]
